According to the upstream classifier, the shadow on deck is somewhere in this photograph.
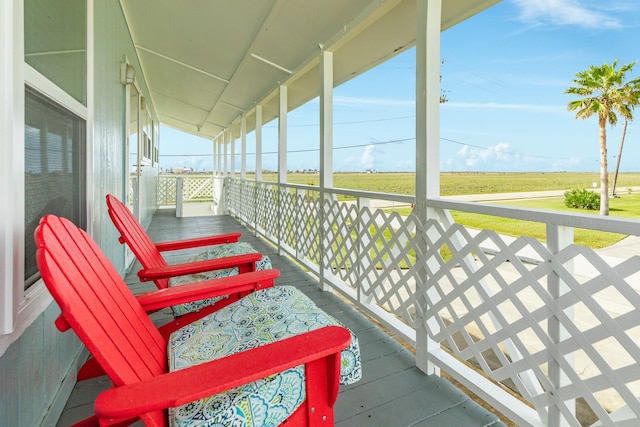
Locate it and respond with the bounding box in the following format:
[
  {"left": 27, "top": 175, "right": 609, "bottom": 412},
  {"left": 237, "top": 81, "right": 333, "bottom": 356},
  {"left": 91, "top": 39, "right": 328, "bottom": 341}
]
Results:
[{"left": 57, "top": 209, "right": 506, "bottom": 427}]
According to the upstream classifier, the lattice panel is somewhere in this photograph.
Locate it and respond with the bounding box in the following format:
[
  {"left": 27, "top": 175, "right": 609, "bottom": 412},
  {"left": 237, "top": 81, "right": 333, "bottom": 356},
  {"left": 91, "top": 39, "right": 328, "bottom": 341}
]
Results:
[
  {"left": 254, "top": 184, "right": 269, "bottom": 232},
  {"left": 295, "top": 192, "right": 320, "bottom": 263},
  {"left": 320, "top": 200, "right": 423, "bottom": 326},
  {"left": 226, "top": 180, "right": 240, "bottom": 212},
  {"left": 158, "top": 175, "right": 177, "bottom": 204},
  {"left": 357, "top": 208, "right": 423, "bottom": 325},
  {"left": 255, "top": 184, "right": 279, "bottom": 238},
  {"left": 239, "top": 181, "right": 255, "bottom": 221},
  {"left": 280, "top": 190, "right": 299, "bottom": 250},
  {"left": 322, "top": 199, "right": 360, "bottom": 288},
  {"left": 228, "top": 180, "right": 254, "bottom": 221},
  {"left": 423, "top": 218, "right": 640, "bottom": 426},
  {"left": 183, "top": 176, "right": 213, "bottom": 200}
]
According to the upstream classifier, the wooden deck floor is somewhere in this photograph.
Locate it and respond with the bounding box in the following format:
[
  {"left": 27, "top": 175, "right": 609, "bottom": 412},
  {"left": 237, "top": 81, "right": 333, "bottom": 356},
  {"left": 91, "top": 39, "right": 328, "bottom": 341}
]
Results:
[{"left": 57, "top": 209, "right": 506, "bottom": 427}]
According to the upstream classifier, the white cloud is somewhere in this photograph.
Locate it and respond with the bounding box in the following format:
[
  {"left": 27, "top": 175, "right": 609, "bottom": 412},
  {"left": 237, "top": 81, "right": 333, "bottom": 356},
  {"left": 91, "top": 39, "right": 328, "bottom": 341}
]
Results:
[
  {"left": 456, "top": 142, "right": 514, "bottom": 168},
  {"left": 345, "top": 144, "right": 377, "bottom": 170},
  {"left": 511, "top": 0, "right": 622, "bottom": 28}
]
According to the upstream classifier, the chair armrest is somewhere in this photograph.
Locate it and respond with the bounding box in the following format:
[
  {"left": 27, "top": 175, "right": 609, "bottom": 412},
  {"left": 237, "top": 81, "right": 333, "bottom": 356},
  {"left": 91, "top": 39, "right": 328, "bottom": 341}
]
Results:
[
  {"left": 136, "top": 269, "right": 279, "bottom": 311},
  {"left": 138, "top": 253, "right": 263, "bottom": 281},
  {"left": 54, "top": 314, "right": 71, "bottom": 332},
  {"left": 94, "top": 326, "right": 351, "bottom": 421},
  {"left": 154, "top": 232, "right": 241, "bottom": 252}
]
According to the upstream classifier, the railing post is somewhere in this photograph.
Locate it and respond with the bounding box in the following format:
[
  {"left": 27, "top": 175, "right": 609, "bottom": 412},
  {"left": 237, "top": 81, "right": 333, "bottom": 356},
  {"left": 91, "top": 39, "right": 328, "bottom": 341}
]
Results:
[
  {"left": 415, "top": 203, "right": 438, "bottom": 375},
  {"left": 175, "top": 176, "right": 183, "bottom": 217},
  {"left": 221, "top": 177, "right": 229, "bottom": 215},
  {"left": 357, "top": 197, "right": 370, "bottom": 305},
  {"left": 547, "top": 224, "right": 575, "bottom": 427}
]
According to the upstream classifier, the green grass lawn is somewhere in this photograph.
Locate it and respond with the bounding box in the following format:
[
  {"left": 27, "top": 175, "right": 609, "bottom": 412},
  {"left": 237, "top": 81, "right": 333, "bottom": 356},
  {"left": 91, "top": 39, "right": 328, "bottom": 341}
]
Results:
[{"left": 390, "top": 193, "right": 640, "bottom": 248}]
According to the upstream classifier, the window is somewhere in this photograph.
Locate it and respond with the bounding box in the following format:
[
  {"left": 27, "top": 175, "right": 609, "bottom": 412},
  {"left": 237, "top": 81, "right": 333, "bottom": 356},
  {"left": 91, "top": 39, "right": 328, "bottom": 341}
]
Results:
[
  {"left": 24, "top": 88, "right": 86, "bottom": 288},
  {"left": 24, "top": 0, "right": 87, "bottom": 106}
]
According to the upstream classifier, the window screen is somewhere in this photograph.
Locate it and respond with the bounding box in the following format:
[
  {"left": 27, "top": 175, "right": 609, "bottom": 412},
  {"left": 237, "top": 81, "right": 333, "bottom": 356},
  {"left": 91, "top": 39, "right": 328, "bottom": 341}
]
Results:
[{"left": 24, "top": 88, "right": 86, "bottom": 288}]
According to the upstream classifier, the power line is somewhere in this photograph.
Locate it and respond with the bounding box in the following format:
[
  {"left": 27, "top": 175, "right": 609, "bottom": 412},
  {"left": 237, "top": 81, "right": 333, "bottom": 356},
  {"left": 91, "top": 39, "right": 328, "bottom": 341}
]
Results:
[
  {"left": 440, "top": 137, "right": 573, "bottom": 161},
  {"left": 264, "top": 115, "right": 414, "bottom": 128},
  {"left": 160, "top": 137, "right": 415, "bottom": 157},
  {"left": 159, "top": 136, "right": 577, "bottom": 162}
]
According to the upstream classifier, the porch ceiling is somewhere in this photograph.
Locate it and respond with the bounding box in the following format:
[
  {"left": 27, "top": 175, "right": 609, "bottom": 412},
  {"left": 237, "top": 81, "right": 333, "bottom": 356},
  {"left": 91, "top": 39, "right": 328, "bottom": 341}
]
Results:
[{"left": 119, "top": 0, "right": 500, "bottom": 141}]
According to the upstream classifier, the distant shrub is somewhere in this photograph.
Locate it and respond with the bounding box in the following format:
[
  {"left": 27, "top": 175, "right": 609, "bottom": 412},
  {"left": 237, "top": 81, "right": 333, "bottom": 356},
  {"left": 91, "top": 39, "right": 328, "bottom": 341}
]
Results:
[{"left": 564, "top": 188, "right": 600, "bottom": 210}]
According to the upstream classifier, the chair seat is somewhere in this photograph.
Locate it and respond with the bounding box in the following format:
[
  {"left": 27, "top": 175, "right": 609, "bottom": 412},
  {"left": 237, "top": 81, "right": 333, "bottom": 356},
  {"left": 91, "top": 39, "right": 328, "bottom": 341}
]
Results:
[
  {"left": 169, "top": 242, "right": 272, "bottom": 316},
  {"left": 168, "top": 286, "right": 362, "bottom": 427}
]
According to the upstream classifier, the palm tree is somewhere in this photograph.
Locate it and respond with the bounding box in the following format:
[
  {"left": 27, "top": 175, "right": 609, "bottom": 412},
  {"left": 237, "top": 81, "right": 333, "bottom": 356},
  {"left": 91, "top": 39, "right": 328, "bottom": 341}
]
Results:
[{"left": 566, "top": 60, "right": 640, "bottom": 215}]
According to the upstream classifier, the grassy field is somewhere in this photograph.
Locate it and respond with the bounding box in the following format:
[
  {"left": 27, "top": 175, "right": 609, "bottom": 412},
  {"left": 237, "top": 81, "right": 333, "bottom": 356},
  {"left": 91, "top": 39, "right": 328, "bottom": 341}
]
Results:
[{"left": 254, "top": 171, "right": 640, "bottom": 196}]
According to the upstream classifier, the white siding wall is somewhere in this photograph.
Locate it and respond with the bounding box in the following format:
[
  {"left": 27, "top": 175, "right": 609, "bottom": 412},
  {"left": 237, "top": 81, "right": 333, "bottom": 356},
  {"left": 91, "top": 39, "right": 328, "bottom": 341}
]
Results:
[
  {"left": 0, "top": 2, "right": 159, "bottom": 425},
  {"left": 92, "top": 0, "right": 158, "bottom": 272}
]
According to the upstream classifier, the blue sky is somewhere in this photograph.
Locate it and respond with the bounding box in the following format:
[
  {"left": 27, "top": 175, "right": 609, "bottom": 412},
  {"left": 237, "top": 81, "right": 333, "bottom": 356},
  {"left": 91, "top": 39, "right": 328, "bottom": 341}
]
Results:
[{"left": 160, "top": 0, "right": 640, "bottom": 173}]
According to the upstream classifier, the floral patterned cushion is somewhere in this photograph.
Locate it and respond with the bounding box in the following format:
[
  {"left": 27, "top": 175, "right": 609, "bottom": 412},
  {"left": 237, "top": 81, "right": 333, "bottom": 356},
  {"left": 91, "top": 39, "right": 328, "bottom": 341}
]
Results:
[
  {"left": 168, "top": 242, "right": 272, "bottom": 316},
  {"left": 168, "top": 286, "right": 362, "bottom": 427}
]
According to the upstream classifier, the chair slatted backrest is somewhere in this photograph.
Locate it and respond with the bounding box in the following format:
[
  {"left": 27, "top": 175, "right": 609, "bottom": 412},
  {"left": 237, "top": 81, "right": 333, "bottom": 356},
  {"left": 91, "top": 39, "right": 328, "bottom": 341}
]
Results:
[
  {"left": 106, "top": 194, "right": 171, "bottom": 289},
  {"left": 35, "top": 215, "right": 167, "bottom": 425}
]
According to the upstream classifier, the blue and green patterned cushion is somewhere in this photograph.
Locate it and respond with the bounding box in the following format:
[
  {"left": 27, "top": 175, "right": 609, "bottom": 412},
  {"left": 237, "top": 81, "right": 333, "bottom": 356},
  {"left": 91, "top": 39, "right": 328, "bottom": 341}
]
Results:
[
  {"left": 168, "top": 242, "right": 272, "bottom": 316},
  {"left": 168, "top": 286, "right": 362, "bottom": 427}
]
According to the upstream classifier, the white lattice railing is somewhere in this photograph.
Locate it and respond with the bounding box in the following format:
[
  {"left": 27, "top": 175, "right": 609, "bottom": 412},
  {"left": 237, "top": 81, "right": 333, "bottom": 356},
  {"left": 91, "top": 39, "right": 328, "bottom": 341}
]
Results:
[
  {"left": 223, "top": 176, "right": 640, "bottom": 427},
  {"left": 158, "top": 174, "right": 214, "bottom": 205}
]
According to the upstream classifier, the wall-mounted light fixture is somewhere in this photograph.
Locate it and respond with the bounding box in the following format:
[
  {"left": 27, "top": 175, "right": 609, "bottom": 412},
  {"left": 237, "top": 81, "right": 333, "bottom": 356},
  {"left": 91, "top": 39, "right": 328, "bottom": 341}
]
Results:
[{"left": 120, "top": 62, "right": 135, "bottom": 85}]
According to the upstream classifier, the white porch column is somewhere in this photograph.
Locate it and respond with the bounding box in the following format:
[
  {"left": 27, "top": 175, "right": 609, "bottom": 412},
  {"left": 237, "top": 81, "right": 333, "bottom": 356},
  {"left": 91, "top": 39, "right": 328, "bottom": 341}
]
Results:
[
  {"left": 211, "top": 137, "right": 217, "bottom": 212},
  {"left": 254, "top": 105, "right": 263, "bottom": 235},
  {"left": 319, "top": 48, "right": 334, "bottom": 291},
  {"left": 230, "top": 128, "right": 236, "bottom": 178},
  {"left": 415, "top": 0, "right": 442, "bottom": 375},
  {"left": 319, "top": 49, "right": 333, "bottom": 189},
  {"left": 213, "top": 138, "right": 218, "bottom": 175},
  {"left": 217, "top": 137, "right": 221, "bottom": 175},
  {"left": 240, "top": 116, "right": 247, "bottom": 179},
  {"left": 223, "top": 131, "right": 228, "bottom": 176},
  {"left": 255, "top": 105, "right": 263, "bottom": 181},
  {"left": 278, "top": 85, "right": 288, "bottom": 184},
  {"left": 277, "top": 85, "right": 288, "bottom": 255}
]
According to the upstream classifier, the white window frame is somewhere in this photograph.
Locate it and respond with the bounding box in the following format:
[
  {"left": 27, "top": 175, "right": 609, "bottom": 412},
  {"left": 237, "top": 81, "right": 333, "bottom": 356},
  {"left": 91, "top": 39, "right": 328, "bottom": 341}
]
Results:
[{"left": 0, "top": 0, "right": 93, "bottom": 357}]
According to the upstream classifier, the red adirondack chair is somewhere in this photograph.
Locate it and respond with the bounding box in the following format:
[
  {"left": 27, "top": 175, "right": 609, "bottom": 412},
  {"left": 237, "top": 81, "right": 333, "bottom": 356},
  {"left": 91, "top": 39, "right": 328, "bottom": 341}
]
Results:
[
  {"left": 106, "top": 194, "right": 270, "bottom": 321},
  {"left": 36, "top": 215, "right": 351, "bottom": 427}
]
